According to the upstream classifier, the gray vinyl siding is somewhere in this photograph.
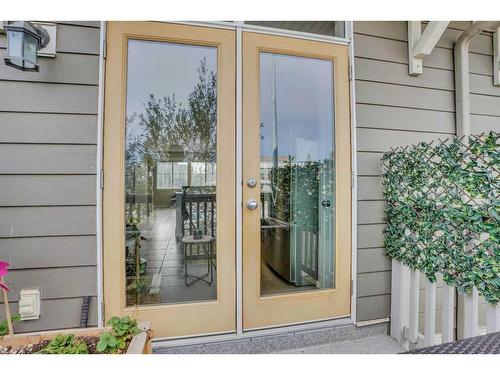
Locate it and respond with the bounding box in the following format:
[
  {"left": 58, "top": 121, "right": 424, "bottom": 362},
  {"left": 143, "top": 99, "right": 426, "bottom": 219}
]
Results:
[
  {"left": 354, "top": 21, "right": 500, "bottom": 323},
  {"left": 0, "top": 22, "right": 100, "bottom": 333}
]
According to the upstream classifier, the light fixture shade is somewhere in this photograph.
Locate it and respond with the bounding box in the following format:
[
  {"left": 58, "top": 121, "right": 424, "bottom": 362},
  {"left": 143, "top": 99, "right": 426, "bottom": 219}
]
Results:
[{"left": 4, "top": 21, "right": 42, "bottom": 71}]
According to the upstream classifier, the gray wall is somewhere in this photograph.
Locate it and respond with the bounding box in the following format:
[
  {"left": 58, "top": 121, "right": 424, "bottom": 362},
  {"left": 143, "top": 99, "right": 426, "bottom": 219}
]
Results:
[
  {"left": 354, "top": 21, "right": 500, "bottom": 323},
  {"left": 0, "top": 21, "right": 100, "bottom": 332}
]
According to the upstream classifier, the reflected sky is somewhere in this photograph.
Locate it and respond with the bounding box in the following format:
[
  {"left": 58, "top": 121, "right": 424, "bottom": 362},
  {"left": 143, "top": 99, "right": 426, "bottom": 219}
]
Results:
[
  {"left": 259, "top": 53, "right": 334, "bottom": 162},
  {"left": 124, "top": 40, "right": 335, "bottom": 163},
  {"left": 125, "top": 39, "right": 217, "bottom": 142}
]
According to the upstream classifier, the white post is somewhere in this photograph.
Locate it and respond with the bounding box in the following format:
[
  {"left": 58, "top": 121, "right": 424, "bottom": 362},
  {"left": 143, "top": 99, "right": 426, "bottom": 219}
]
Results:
[
  {"left": 408, "top": 21, "right": 423, "bottom": 75},
  {"left": 486, "top": 304, "right": 500, "bottom": 333},
  {"left": 408, "top": 269, "right": 420, "bottom": 344},
  {"left": 390, "top": 260, "right": 410, "bottom": 350},
  {"left": 441, "top": 284, "right": 455, "bottom": 343},
  {"left": 492, "top": 27, "right": 499, "bottom": 86},
  {"left": 424, "top": 279, "right": 436, "bottom": 346},
  {"left": 463, "top": 286, "right": 479, "bottom": 338}
]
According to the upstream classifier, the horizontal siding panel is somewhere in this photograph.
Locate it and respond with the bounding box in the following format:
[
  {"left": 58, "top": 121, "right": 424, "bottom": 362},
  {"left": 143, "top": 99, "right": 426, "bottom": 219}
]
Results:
[
  {"left": 470, "top": 74, "right": 500, "bottom": 97},
  {"left": 471, "top": 94, "right": 500, "bottom": 117},
  {"left": 471, "top": 115, "right": 500, "bottom": 134},
  {"left": 0, "top": 206, "right": 96, "bottom": 238},
  {"left": 354, "top": 33, "right": 408, "bottom": 63},
  {"left": 3, "top": 266, "right": 97, "bottom": 301},
  {"left": 55, "top": 21, "right": 100, "bottom": 28},
  {"left": 357, "top": 152, "right": 384, "bottom": 176},
  {"left": 0, "top": 49, "right": 99, "bottom": 85},
  {"left": 358, "top": 248, "right": 391, "bottom": 273},
  {"left": 354, "top": 21, "right": 407, "bottom": 41},
  {"left": 358, "top": 176, "right": 384, "bottom": 201},
  {"left": 358, "top": 224, "right": 385, "bottom": 249},
  {"left": 0, "top": 175, "right": 96, "bottom": 206},
  {"left": 56, "top": 24, "right": 100, "bottom": 54},
  {"left": 357, "top": 128, "right": 451, "bottom": 153},
  {"left": 357, "top": 271, "right": 391, "bottom": 297},
  {"left": 358, "top": 200, "right": 385, "bottom": 225},
  {"left": 356, "top": 81, "right": 455, "bottom": 112},
  {"left": 356, "top": 104, "right": 455, "bottom": 134},
  {"left": 356, "top": 294, "right": 391, "bottom": 321},
  {"left": 0, "top": 297, "right": 97, "bottom": 333},
  {"left": 0, "top": 24, "right": 99, "bottom": 55},
  {"left": 469, "top": 54, "right": 494, "bottom": 76},
  {"left": 355, "top": 57, "right": 454, "bottom": 91},
  {"left": 0, "top": 144, "right": 96, "bottom": 174},
  {"left": 0, "top": 235, "right": 96, "bottom": 269},
  {"left": 354, "top": 21, "right": 492, "bottom": 55},
  {"left": 0, "top": 20, "right": 99, "bottom": 333},
  {"left": 354, "top": 33, "right": 454, "bottom": 71},
  {"left": 354, "top": 33, "right": 492, "bottom": 76},
  {"left": 0, "top": 113, "right": 97, "bottom": 144},
  {"left": 0, "top": 81, "right": 97, "bottom": 114}
]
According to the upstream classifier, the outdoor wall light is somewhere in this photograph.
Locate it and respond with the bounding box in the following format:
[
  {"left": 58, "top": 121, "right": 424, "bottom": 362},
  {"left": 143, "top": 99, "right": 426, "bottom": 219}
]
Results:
[{"left": 4, "top": 21, "right": 50, "bottom": 72}]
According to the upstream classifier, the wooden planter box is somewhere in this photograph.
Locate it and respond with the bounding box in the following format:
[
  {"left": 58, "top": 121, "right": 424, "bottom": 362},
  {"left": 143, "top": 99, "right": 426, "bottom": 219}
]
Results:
[{"left": 0, "top": 321, "right": 152, "bottom": 354}]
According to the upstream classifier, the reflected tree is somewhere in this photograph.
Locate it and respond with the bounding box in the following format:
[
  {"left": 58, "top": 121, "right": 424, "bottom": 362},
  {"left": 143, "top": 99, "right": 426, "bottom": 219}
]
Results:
[{"left": 126, "top": 57, "right": 217, "bottom": 167}]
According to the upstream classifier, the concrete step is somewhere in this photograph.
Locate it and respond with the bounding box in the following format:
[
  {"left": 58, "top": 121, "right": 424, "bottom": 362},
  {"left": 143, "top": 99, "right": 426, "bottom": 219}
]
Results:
[
  {"left": 154, "top": 321, "right": 403, "bottom": 354},
  {"left": 276, "top": 334, "right": 404, "bottom": 354}
]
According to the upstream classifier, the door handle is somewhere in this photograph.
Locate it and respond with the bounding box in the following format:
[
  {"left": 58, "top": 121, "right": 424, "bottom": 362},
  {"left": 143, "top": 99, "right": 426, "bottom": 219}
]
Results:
[
  {"left": 246, "top": 199, "right": 258, "bottom": 210},
  {"left": 321, "top": 200, "right": 331, "bottom": 207}
]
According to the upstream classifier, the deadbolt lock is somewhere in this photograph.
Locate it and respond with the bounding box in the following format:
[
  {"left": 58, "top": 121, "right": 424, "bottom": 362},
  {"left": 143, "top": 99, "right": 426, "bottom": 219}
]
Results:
[{"left": 246, "top": 178, "right": 257, "bottom": 188}]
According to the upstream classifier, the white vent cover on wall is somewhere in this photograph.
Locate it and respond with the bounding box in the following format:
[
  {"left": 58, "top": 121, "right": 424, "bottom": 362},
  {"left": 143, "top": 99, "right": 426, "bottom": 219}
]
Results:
[{"left": 19, "top": 288, "right": 41, "bottom": 320}]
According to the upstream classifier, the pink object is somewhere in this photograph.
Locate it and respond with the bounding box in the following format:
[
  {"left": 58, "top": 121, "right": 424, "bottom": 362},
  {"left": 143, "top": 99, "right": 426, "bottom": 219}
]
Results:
[
  {"left": 0, "top": 261, "right": 9, "bottom": 276},
  {"left": 0, "top": 261, "right": 10, "bottom": 291}
]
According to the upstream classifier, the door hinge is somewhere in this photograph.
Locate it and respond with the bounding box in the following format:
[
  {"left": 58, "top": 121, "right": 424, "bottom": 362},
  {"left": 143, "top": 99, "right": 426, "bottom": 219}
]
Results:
[
  {"left": 351, "top": 172, "right": 355, "bottom": 188},
  {"left": 100, "top": 169, "right": 104, "bottom": 189},
  {"left": 102, "top": 40, "right": 107, "bottom": 59},
  {"left": 348, "top": 64, "right": 353, "bottom": 81},
  {"left": 350, "top": 280, "right": 354, "bottom": 295}
]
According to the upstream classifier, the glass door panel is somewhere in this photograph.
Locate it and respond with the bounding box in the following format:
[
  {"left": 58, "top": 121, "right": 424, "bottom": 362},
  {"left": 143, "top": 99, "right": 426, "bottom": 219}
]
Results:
[
  {"left": 125, "top": 40, "right": 218, "bottom": 306},
  {"left": 259, "top": 52, "right": 335, "bottom": 296},
  {"left": 242, "top": 31, "right": 351, "bottom": 330},
  {"left": 103, "top": 22, "right": 235, "bottom": 338}
]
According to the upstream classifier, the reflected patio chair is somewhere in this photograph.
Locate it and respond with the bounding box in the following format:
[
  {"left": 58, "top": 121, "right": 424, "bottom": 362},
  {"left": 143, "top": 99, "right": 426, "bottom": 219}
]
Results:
[{"left": 179, "top": 187, "right": 217, "bottom": 286}]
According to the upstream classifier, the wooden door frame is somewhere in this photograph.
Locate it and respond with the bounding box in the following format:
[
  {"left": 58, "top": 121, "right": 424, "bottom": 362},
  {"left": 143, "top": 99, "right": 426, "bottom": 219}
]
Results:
[
  {"left": 241, "top": 31, "right": 352, "bottom": 330},
  {"left": 102, "top": 21, "right": 236, "bottom": 338}
]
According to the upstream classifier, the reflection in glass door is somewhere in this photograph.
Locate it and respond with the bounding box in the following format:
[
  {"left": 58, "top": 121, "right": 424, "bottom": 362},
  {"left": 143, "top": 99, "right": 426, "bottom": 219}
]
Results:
[
  {"left": 259, "top": 53, "right": 335, "bottom": 296},
  {"left": 242, "top": 31, "right": 351, "bottom": 330},
  {"left": 125, "top": 40, "right": 218, "bottom": 306},
  {"left": 103, "top": 22, "right": 235, "bottom": 338}
]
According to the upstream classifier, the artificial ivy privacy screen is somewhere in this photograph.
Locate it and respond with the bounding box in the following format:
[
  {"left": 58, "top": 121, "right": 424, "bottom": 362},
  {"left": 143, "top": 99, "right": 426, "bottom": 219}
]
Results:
[{"left": 382, "top": 132, "right": 499, "bottom": 305}]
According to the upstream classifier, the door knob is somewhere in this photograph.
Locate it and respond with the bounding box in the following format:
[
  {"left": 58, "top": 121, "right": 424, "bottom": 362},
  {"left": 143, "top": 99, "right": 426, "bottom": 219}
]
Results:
[{"left": 246, "top": 199, "right": 258, "bottom": 210}]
